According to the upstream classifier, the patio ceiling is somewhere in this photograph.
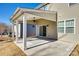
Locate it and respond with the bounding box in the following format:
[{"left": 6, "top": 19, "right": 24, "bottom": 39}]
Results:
[{"left": 10, "top": 8, "right": 57, "bottom": 22}]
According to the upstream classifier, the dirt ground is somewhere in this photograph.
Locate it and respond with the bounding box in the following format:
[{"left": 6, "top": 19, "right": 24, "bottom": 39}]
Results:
[
  {"left": 0, "top": 42, "right": 26, "bottom": 56},
  {"left": 0, "top": 36, "right": 26, "bottom": 56},
  {"left": 0, "top": 35, "right": 14, "bottom": 42}
]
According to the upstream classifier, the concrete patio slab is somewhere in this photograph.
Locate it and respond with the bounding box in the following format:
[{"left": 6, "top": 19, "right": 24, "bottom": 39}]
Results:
[
  {"left": 15, "top": 37, "right": 55, "bottom": 49},
  {"left": 26, "top": 41, "right": 76, "bottom": 56},
  {"left": 14, "top": 37, "right": 77, "bottom": 56}
]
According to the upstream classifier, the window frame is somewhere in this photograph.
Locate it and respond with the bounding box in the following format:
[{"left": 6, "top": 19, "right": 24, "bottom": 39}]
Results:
[
  {"left": 65, "top": 18, "right": 76, "bottom": 34},
  {"left": 57, "top": 21, "right": 65, "bottom": 33},
  {"left": 41, "top": 5, "right": 48, "bottom": 11},
  {"left": 44, "top": 6, "right": 48, "bottom": 10},
  {"left": 57, "top": 18, "right": 76, "bottom": 34}
]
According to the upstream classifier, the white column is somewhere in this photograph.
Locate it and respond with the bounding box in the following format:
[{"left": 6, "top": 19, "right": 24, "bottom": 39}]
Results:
[
  {"left": 18, "top": 23, "right": 21, "bottom": 37},
  {"left": 36, "top": 25, "right": 39, "bottom": 36},
  {"left": 16, "top": 21, "right": 18, "bottom": 42},
  {"left": 12, "top": 23, "right": 14, "bottom": 38},
  {"left": 23, "top": 16, "right": 27, "bottom": 50}
]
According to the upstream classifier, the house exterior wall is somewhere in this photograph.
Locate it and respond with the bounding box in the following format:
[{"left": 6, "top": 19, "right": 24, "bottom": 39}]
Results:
[
  {"left": 27, "top": 24, "right": 36, "bottom": 37},
  {"left": 27, "top": 19, "right": 57, "bottom": 39},
  {"left": 14, "top": 19, "right": 57, "bottom": 39},
  {"left": 36, "top": 19, "right": 57, "bottom": 39},
  {"left": 45, "top": 3, "right": 79, "bottom": 41}
]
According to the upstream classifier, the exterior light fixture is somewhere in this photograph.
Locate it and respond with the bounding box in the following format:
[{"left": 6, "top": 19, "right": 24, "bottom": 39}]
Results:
[
  {"left": 47, "top": 25, "right": 49, "bottom": 27},
  {"left": 32, "top": 17, "right": 36, "bottom": 28},
  {"left": 33, "top": 17, "right": 36, "bottom": 23}
]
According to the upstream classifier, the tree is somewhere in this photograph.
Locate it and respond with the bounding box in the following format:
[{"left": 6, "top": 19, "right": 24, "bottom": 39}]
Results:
[{"left": 0, "top": 23, "right": 8, "bottom": 37}]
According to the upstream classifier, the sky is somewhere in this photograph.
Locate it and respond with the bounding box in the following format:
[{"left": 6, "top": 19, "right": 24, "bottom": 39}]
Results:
[{"left": 0, "top": 3, "right": 40, "bottom": 25}]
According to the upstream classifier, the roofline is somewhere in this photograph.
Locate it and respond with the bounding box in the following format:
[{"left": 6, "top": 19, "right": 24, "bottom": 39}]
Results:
[
  {"left": 10, "top": 3, "right": 50, "bottom": 21},
  {"left": 10, "top": 8, "right": 21, "bottom": 20},
  {"left": 35, "top": 3, "right": 50, "bottom": 9},
  {"left": 10, "top": 7, "right": 57, "bottom": 21}
]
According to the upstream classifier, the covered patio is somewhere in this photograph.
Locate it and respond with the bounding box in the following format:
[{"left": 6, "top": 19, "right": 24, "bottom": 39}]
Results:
[
  {"left": 10, "top": 8, "right": 78, "bottom": 56},
  {"left": 11, "top": 8, "right": 57, "bottom": 50}
]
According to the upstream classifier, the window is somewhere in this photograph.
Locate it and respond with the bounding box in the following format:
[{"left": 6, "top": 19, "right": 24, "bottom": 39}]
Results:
[
  {"left": 58, "top": 27, "right": 64, "bottom": 33},
  {"left": 66, "top": 27, "right": 74, "bottom": 33},
  {"left": 44, "top": 6, "right": 48, "bottom": 10},
  {"left": 58, "top": 21, "right": 64, "bottom": 33},
  {"left": 66, "top": 19, "right": 74, "bottom": 33},
  {"left": 58, "top": 21, "right": 64, "bottom": 27},
  {"left": 58, "top": 19, "right": 75, "bottom": 33},
  {"left": 41, "top": 6, "right": 48, "bottom": 10}
]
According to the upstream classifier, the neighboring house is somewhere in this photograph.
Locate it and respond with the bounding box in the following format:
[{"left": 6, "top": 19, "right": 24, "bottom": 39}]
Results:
[{"left": 11, "top": 3, "right": 79, "bottom": 50}]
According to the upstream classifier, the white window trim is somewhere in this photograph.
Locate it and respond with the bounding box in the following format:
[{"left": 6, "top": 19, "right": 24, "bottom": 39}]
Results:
[
  {"left": 38, "top": 25, "right": 48, "bottom": 37},
  {"left": 57, "top": 20, "right": 65, "bottom": 33},
  {"left": 65, "top": 18, "right": 76, "bottom": 34},
  {"left": 58, "top": 21, "right": 64, "bottom": 27},
  {"left": 58, "top": 18, "right": 76, "bottom": 34}
]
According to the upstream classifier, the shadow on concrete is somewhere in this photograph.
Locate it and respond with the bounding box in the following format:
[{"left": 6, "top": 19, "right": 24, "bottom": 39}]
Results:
[
  {"left": 27, "top": 37, "right": 57, "bottom": 49},
  {"left": 27, "top": 36, "right": 57, "bottom": 42}
]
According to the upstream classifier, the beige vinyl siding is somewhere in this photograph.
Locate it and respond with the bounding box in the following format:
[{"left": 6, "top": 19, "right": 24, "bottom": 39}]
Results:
[
  {"left": 46, "top": 3, "right": 79, "bottom": 40},
  {"left": 36, "top": 19, "right": 57, "bottom": 39},
  {"left": 27, "top": 19, "right": 57, "bottom": 39}
]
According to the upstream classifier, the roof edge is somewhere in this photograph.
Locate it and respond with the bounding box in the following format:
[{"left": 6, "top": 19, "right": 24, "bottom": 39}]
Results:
[
  {"left": 35, "top": 3, "right": 49, "bottom": 9},
  {"left": 10, "top": 8, "right": 21, "bottom": 20},
  {"left": 10, "top": 3, "right": 50, "bottom": 21}
]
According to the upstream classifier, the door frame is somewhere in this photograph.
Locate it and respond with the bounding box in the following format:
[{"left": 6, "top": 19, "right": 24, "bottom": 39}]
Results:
[{"left": 39, "top": 25, "right": 47, "bottom": 37}]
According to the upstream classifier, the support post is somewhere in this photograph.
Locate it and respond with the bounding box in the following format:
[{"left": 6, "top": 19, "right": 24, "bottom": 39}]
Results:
[
  {"left": 36, "top": 25, "right": 39, "bottom": 36},
  {"left": 16, "top": 21, "right": 18, "bottom": 42},
  {"left": 12, "top": 23, "right": 14, "bottom": 39},
  {"left": 36, "top": 25, "right": 39, "bottom": 37},
  {"left": 18, "top": 23, "right": 21, "bottom": 38},
  {"left": 23, "top": 16, "right": 27, "bottom": 50}
]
